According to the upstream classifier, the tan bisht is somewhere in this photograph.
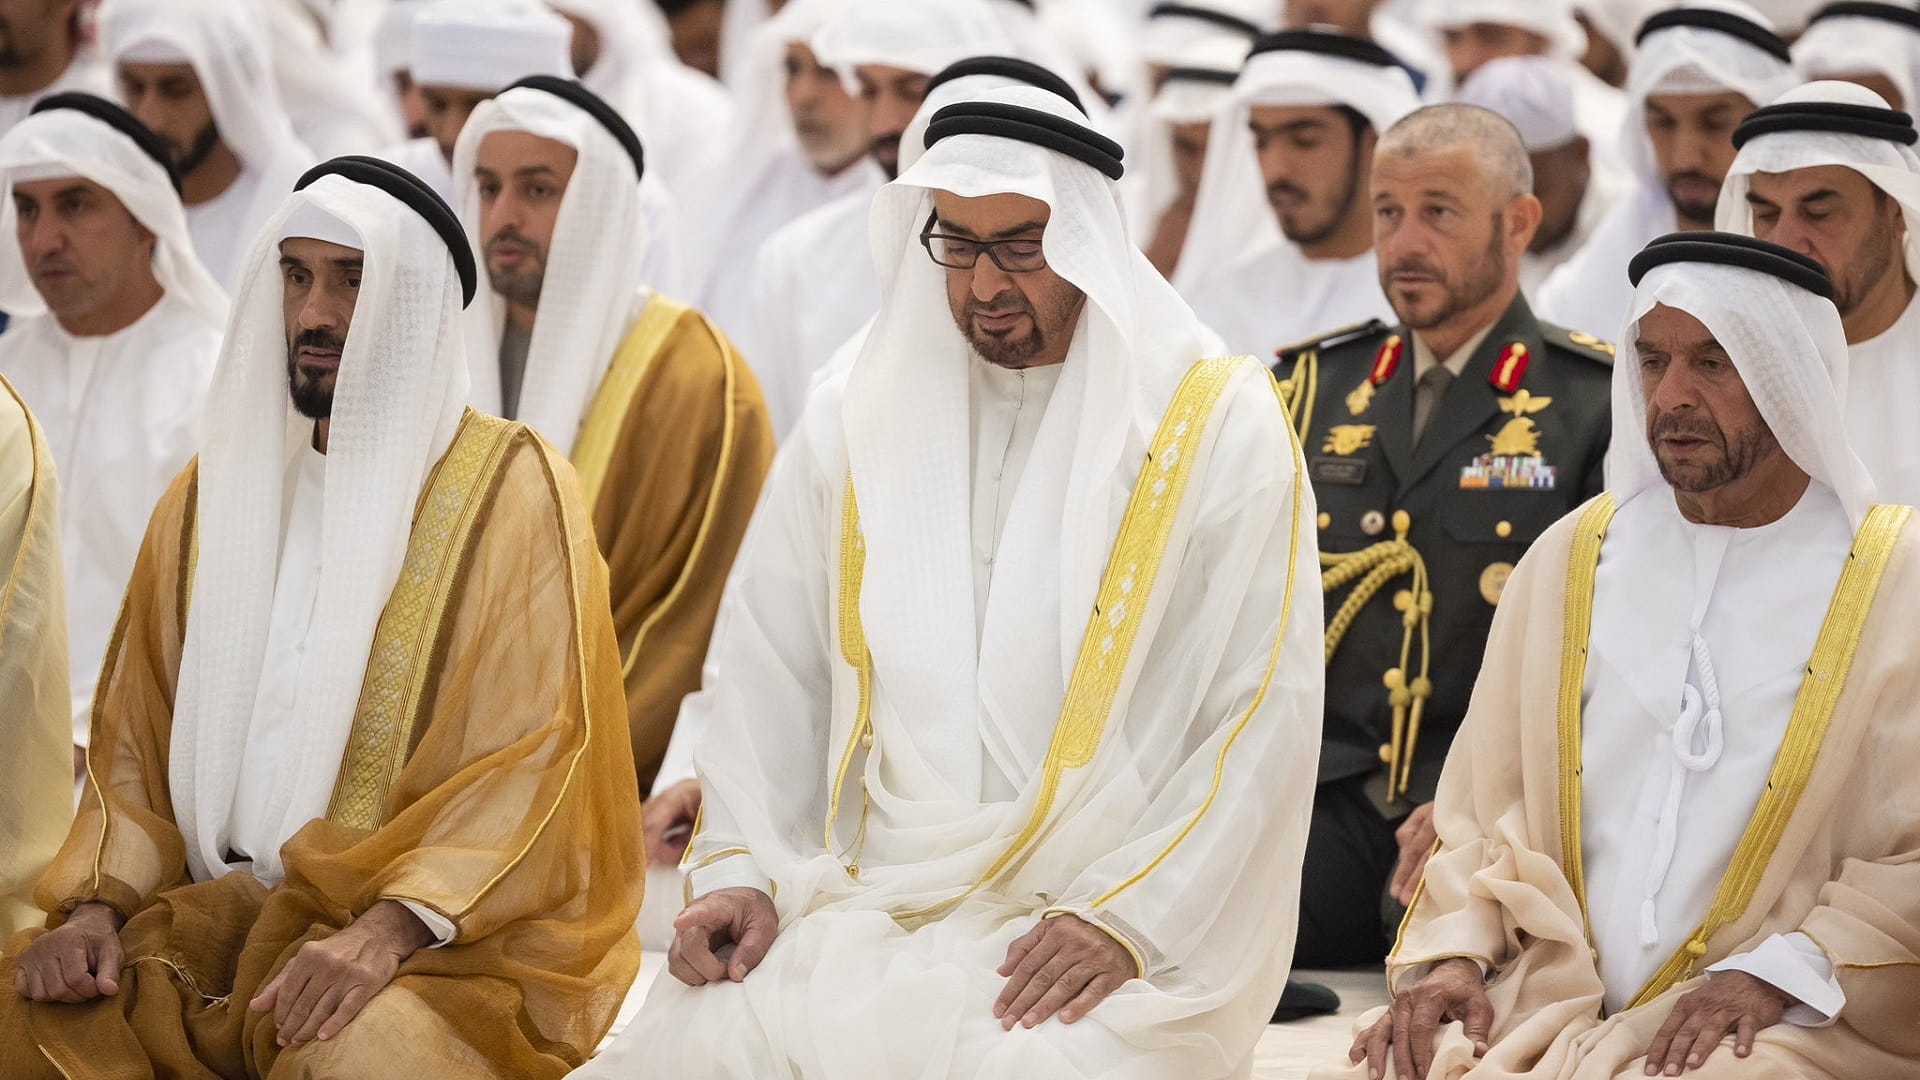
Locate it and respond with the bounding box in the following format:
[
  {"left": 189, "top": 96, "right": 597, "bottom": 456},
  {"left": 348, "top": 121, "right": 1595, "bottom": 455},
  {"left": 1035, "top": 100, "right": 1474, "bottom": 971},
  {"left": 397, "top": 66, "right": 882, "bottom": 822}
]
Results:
[
  {"left": 452, "top": 82, "right": 775, "bottom": 790},
  {"left": 0, "top": 376, "right": 72, "bottom": 935},
  {"left": 1313, "top": 496, "right": 1920, "bottom": 1080},
  {"left": 0, "top": 411, "right": 644, "bottom": 1078},
  {"left": 575, "top": 296, "right": 774, "bottom": 790}
]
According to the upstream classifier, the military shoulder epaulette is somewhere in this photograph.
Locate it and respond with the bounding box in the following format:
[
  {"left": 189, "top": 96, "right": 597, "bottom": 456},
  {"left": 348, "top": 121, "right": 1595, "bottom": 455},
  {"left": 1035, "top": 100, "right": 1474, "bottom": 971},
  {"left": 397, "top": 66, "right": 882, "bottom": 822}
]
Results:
[
  {"left": 1273, "top": 318, "right": 1389, "bottom": 364},
  {"left": 1539, "top": 323, "right": 1616, "bottom": 366}
]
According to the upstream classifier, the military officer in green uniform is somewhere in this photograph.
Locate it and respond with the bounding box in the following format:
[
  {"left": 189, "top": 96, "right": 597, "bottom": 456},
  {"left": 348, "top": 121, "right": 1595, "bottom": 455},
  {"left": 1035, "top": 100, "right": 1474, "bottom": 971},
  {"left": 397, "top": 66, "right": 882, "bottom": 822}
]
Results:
[{"left": 1273, "top": 103, "right": 1615, "bottom": 969}]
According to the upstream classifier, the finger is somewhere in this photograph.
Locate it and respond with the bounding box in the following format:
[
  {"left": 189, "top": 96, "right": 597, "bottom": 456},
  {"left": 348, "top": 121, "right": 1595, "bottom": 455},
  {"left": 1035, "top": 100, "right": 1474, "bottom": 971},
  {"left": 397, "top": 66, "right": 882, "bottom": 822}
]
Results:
[
  {"left": 1733, "top": 1016, "right": 1757, "bottom": 1058},
  {"left": 1681, "top": 1015, "right": 1732, "bottom": 1073},
  {"left": 13, "top": 964, "right": 24, "bottom": 998},
  {"left": 728, "top": 906, "right": 778, "bottom": 981},
  {"left": 54, "top": 947, "right": 96, "bottom": 1002},
  {"left": 249, "top": 971, "right": 284, "bottom": 1013},
  {"left": 658, "top": 832, "right": 692, "bottom": 864},
  {"left": 674, "top": 925, "right": 727, "bottom": 984},
  {"left": 1364, "top": 1014, "right": 1395, "bottom": 1080},
  {"left": 994, "top": 932, "right": 1055, "bottom": 1017},
  {"left": 1059, "top": 971, "right": 1121, "bottom": 1024},
  {"left": 277, "top": 967, "right": 331, "bottom": 1046},
  {"left": 671, "top": 898, "right": 726, "bottom": 933},
  {"left": 1659, "top": 1013, "right": 1707, "bottom": 1076},
  {"left": 995, "top": 937, "right": 1061, "bottom": 1024},
  {"left": 288, "top": 983, "right": 346, "bottom": 1046},
  {"left": 1389, "top": 857, "right": 1416, "bottom": 906},
  {"left": 666, "top": 942, "right": 706, "bottom": 988},
  {"left": 316, "top": 984, "right": 373, "bottom": 1041},
  {"left": 93, "top": 934, "right": 122, "bottom": 996},
  {"left": 1645, "top": 1002, "right": 1687, "bottom": 1075},
  {"left": 1461, "top": 990, "right": 1495, "bottom": 1055},
  {"left": 1021, "top": 964, "right": 1093, "bottom": 1028},
  {"left": 23, "top": 963, "right": 46, "bottom": 1003},
  {"left": 1390, "top": 998, "right": 1420, "bottom": 1080},
  {"left": 1001, "top": 956, "right": 1067, "bottom": 1032},
  {"left": 1408, "top": 997, "right": 1447, "bottom": 1080},
  {"left": 997, "top": 924, "right": 1046, "bottom": 978}
]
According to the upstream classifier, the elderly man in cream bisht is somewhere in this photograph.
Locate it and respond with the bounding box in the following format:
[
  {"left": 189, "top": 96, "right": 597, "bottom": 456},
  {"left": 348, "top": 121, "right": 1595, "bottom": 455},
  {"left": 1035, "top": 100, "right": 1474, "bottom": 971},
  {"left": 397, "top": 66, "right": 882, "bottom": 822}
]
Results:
[
  {"left": 580, "top": 85, "right": 1323, "bottom": 1079},
  {"left": 1324, "top": 232, "right": 1920, "bottom": 1080}
]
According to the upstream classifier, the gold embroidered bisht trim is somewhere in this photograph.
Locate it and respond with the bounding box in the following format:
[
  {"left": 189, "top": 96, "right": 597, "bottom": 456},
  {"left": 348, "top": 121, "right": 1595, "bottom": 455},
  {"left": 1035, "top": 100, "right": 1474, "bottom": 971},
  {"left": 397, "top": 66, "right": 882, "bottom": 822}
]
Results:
[
  {"left": 569, "top": 295, "right": 688, "bottom": 505},
  {"left": 830, "top": 356, "right": 1246, "bottom": 922},
  {"left": 326, "top": 411, "right": 518, "bottom": 829}
]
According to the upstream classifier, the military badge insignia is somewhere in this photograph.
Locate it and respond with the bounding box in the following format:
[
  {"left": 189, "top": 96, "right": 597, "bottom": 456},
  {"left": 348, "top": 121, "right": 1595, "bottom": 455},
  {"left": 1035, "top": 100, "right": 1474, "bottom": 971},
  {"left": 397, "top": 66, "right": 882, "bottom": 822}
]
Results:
[
  {"left": 1345, "top": 379, "right": 1375, "bottom": 416},
  {"left": 1463, "top": 390, "right": 1557, "bottom": 488},
  {"left": 1322, "top": 424, "right": 1376, "bottom": 456}
]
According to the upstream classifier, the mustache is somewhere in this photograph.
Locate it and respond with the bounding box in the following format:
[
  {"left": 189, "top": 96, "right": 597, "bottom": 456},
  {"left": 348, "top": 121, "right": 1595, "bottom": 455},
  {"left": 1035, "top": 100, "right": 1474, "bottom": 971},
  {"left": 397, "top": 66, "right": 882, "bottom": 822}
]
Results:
[
  {"left": 1384, "top": 259, "right": 1447, "bottom": 279},
  {"left": 1267, "top": 180, "right": 1307, "bottom": 203},
  {"left": 1666, "top": 169, "right": 1718, "bottom": 188},
  {"left": 486, "top": 228, "right": 539, "bottom": 254},
  {"left": 870, "top": 133, "right": 901, "bottom": 155},
  {"left": 1650, "top": 411, "right": 1722, "bottom": 442},
  {"left": 292, "top": 328, "right": 346, "bottom": 354},
  {"left": 966, "top": 295, "right": 1035, "bottom": 318},
  {"left": 30, "top": 255, "right": 76, "bottom": 275}
]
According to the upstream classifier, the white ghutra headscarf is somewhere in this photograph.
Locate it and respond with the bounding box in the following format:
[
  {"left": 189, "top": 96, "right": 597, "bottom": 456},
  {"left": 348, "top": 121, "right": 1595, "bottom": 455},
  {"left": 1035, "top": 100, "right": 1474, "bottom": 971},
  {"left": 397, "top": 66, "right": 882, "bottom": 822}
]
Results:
[
  {"left": 170, "top": 161, "right": 473, "bottom": 885},
  {"left": 454, "top": 79, "right": 648, "bottom": 454},
  {"left": 0, "top": 97, "right": 226, "bottom": 324},
  {"left": 1609, "top": 233, "right": 1875, "bottom": 527}
]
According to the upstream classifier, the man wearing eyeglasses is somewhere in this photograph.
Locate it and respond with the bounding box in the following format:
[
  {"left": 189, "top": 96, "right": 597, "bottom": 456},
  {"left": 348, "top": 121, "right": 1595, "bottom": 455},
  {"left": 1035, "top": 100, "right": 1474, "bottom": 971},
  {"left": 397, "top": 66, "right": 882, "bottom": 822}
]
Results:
[{"left": 582, "top": 84, "right": 1324, "bottom": 1080}]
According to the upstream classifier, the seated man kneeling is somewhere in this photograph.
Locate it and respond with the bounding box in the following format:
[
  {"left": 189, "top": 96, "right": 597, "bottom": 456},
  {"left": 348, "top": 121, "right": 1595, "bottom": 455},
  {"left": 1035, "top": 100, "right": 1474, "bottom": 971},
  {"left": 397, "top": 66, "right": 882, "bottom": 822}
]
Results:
[
  {"left": 1322, "top": 232, "right": 1920, "bottom": 1080},
  {"left": 0, "top": 156, "right": 643, "bottom": 1079}
]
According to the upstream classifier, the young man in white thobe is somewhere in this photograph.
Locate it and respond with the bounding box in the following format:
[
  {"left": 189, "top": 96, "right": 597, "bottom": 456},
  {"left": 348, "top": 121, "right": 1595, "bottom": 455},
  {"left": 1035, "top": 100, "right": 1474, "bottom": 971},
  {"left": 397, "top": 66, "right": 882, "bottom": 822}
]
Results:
[
  {"left": 1534, "top": 3, "right": 1794, "bottom": 340},
  {"left": 0, "top": 92, "right": 225, "bottom": 774},
  {"left": 583, "top": 85, "right": 1323, "bottom": 1079},
  {"left": 1172, "top": 29, "right": 1418, "bottom": 358},
  {"left": 99, "top": 0, "right": 316, "bottom": 290},
  {"left": 1718, "top": 81, "right": 1920, "bottom": 505},
  {"left": 1325, "top": 232, "right": 1920, "bottom": 1079}
]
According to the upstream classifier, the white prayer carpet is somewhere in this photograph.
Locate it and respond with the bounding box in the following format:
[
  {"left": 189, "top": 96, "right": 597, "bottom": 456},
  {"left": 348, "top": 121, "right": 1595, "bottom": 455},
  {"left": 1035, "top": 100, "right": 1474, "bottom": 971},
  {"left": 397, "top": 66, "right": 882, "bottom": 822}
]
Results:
[{"left": 598, "top": 866, "right": 1391, "bottom": 1078}]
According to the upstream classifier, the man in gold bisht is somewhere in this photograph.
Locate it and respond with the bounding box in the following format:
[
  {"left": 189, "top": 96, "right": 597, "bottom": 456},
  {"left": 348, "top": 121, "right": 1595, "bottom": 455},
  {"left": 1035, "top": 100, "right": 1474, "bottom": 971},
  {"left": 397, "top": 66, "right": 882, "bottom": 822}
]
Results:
[
  {"left": 0, "top": 377, "right": 71, "bottom": 937},
  {"left": 0, "top": 156, "right": 643, "bottom": 1078},
  {"left": 1326, "top": 232, "right": 1920, "bottom": 1080},
  {"left": 452, "top": 75, "right": 773, "bottom": 791}
]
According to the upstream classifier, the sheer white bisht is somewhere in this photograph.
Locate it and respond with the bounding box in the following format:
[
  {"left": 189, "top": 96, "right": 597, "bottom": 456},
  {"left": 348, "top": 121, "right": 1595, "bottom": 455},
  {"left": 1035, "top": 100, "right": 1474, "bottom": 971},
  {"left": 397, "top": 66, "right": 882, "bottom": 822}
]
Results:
[
  {"left": 596, "top": 86, "right": 1323, "bottom": 1079},
  {"left": 170, "top": 170, "right": 471, "bottom": 887}
]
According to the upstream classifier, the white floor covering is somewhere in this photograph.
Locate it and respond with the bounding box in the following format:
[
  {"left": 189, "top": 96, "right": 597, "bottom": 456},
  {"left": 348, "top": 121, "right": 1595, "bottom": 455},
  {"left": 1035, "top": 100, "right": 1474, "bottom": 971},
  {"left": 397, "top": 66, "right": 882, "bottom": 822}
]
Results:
[{"left": 595, "top": 866, "right": 1389, "bottom": 1078}]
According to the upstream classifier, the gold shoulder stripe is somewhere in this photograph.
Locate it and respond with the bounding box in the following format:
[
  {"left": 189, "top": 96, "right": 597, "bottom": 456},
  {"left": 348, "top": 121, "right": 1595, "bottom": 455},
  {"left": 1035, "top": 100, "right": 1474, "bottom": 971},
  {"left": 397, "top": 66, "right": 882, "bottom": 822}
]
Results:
[
  {"left": 326, "top": 410, "right": 518, "bottom": 830},
  {"left": 571, "top": 294, "right": 689, "bottom": 505},
  {"left": 869, "top": 356, "right": 1246, "bottom": 924},
  {"left": 1557, "top": 493, "right": 1617, "bottom": 941},
  {"left": 1626, "top": 503, "right": 1912, "bottom": 1008}
]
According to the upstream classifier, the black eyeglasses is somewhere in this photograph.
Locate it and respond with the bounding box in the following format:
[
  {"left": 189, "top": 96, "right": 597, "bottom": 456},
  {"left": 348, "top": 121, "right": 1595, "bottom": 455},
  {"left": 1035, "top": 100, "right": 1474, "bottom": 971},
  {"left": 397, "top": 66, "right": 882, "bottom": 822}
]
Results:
[{"left": 919, "top": 227, "right": 1050, "bottom": 273}]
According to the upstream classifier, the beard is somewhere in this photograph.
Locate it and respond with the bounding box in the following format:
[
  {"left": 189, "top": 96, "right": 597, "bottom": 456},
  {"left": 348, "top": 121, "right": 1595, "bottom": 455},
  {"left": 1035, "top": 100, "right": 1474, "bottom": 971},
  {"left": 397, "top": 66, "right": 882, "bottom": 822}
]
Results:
[
  {"left": 870, "top": 133, "right": 902, "bottom": 180},
  {"left": 172, "top": 120, "right": 223, "bottom": 178},
  {"left": 1665, "top": 169, "right": 1720, "bottom": 227},
  {"left": 955, "top": 293, "right": 1049, "bottom": 369},
  {"left": 1269, "top": 142, "right": 1363, "bottom": 248},
  {"left": 1833, "top": 212, "right": 1901, "bottom": 318},
  {"left": 1648, "top": 408, "right": 1772, "bottom": 492},
  {"left": 485, "top": 229, "right": 547, "bottom": 308},
  {"left": 286, "top": 328, "right": 345, "bottom": 420},
  {"left": 1384, "top": 215, "right": 1508, "bottom": 330}
]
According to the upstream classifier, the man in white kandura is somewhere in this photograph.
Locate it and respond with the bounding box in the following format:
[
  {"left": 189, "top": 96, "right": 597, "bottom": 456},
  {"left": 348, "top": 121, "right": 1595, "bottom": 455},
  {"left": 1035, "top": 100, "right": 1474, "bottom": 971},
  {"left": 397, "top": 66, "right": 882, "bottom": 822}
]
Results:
[
  {"left": 1534, "top": 2, "right": 1793, "bottom": 340},
  {"left": 1718, "top": 81, "right": 1920, "bottom": 505},
  {"left": 1321, "top": 231, "right": 1920, "bottom": 1080},
  {"left": 99, "top": 0, "right": 316, "bottom": 290},
  {"left": 583, "top": 85, "right": 1322, "bottom": 1079},
  {"left": 0, "top": 92, "right": 224, "bottom": 772},
  {"left": 1173, "top": 29, "right": 1418, "bottom": 357}
]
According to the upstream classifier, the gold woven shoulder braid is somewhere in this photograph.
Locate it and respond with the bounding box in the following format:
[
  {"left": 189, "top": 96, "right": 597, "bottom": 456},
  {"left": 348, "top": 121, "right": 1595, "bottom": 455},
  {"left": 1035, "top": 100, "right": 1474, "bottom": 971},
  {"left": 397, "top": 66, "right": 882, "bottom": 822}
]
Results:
[
  {"left": 570, "top": 294, "right": 688, "bottom": 505},
  {"left": 1625, "top": 503, "right": 1911, "bottom": 1008},
  {"left": 873, "top": 355, "right": 1245, "bottom": 923},
  {"left": 326, "top": 411, "right": 519, "bottom": 830},
  {"left": 1556, "top": 493, "right": 1617, "bottom": 943}
]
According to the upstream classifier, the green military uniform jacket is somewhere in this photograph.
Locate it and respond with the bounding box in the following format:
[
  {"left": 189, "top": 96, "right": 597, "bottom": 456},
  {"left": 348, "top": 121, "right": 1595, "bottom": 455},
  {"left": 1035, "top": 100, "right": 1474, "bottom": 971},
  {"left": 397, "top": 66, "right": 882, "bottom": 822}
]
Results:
[{"left": 1274, "top": 294, "right": 1613, "bottom": 806}]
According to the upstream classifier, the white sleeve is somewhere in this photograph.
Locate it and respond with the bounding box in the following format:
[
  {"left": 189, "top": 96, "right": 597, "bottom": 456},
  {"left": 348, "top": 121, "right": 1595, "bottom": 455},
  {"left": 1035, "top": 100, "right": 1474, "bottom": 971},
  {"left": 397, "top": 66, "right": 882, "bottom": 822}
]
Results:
[
  {"left": 1705, "top": 932, "right": 1845, "bottom": 1026},
  {"left": 395, "top": 900, "right": 457, "bottom": 948}
]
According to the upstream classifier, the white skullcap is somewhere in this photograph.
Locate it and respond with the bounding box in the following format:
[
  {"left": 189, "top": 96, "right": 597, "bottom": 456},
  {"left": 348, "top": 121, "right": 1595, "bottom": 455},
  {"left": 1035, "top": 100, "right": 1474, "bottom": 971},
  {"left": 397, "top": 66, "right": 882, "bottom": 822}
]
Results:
[
  {"left": 1794, "top": 4, "right": 1920, "bottom": 114},
  {"left": 276, "top": 201, "right": 365, "bottom": 249},
  {"left": 411, "top": 0, "right": 573, "bottom": 92},
  {"left": 1457, "top": 55, "right": 1580, "bottom": 152},
  {"left": 376, "top": 0, "right": 431, "bottom": 78},
  {"left": 1422, "top": 0, "right": 1587, "bottom": 60},
  {"left": 115, "top": 37, "right": 193, "bottom": 65}
]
